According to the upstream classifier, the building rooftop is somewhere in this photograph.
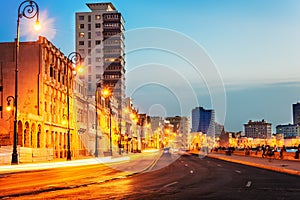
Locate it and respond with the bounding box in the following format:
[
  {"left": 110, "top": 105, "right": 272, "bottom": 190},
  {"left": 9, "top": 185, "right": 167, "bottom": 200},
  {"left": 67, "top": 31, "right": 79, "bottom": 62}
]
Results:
[{"left": 86, "top": 3, "right": 116, "bottom": 11}]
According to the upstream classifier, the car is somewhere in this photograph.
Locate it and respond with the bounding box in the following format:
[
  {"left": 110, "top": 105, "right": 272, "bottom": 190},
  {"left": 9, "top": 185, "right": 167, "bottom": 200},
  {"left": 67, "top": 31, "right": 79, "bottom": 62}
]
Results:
[{"left": 163, "top": 147, "right": 171, "bottom": 155}]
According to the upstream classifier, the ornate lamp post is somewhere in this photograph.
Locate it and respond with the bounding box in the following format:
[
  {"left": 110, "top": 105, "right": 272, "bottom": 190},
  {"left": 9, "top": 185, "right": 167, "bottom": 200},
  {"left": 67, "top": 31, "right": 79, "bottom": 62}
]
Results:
[
  {"left": 102, "top": 88, "right": 112, "bottom": 156},
  {"left": 11, "top": 0, "right": 39, "bottom": 165},
  {"left": 94, "top": 87, "right": 100, "bottom": 157},
  {"left": 66, "top": 52, "right": 82, "bottom": 161}
]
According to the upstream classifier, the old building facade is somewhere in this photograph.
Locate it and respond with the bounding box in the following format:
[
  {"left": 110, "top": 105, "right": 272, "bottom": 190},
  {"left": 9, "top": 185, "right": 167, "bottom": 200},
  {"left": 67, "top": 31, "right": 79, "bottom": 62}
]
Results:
[{"left": 0, "top": 36, "right": 83, "bottom": 160}]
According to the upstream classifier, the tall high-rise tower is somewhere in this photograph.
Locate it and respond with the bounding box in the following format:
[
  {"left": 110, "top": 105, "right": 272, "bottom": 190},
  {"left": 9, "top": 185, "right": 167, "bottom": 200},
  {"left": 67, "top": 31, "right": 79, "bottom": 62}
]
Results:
[
  {"left": 75, "top": 3, "right": 125, "bottom": 100},
  {"left": 191, "top": 107, "right": 215, "bottom": 136},
  {"left": 293, "top": 102, "right": 300, "bottom": 125}
]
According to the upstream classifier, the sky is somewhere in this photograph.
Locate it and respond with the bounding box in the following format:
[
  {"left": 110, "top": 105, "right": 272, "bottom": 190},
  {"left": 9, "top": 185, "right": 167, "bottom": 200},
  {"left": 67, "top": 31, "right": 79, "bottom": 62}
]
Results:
[{"left": 2, "top": 0, "right": 300, "bottom": 132}]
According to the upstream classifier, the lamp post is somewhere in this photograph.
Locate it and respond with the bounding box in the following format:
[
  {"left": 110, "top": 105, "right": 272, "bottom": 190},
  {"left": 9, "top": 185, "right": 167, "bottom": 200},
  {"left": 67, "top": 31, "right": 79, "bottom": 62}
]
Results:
[
  {"left": 66, "top": 52, "right": 82, "bottom": 161},
  {"left": 102, "top": 88, "right": 112, "bottom": 156},
  {"left": 12, "top": 0, "right": 39, "bottom": 165},
  {"left": 108, "top": 98, "right": 112, "bottom": 156},
  {"left": 94, "top": 87, "right": 99, "bottom": 157}
]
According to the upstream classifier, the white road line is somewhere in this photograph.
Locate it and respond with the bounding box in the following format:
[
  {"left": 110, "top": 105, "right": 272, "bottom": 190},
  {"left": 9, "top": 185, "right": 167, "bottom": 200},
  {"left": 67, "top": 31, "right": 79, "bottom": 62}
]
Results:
[
  {"left": 235, "top": 170, "right": 241, "bottom": 174},
  {"left": 246, "top": 181, "right": 252, "bottom": 187},
  {"left": 163, "top": 181, "right": 178, "bottom": 188}
]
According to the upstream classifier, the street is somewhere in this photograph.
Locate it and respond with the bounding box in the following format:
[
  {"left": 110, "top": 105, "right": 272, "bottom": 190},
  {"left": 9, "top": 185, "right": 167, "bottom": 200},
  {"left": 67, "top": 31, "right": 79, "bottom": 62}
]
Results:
[{"left": 1, "top": 153, "right": 300, "bottom": 199}]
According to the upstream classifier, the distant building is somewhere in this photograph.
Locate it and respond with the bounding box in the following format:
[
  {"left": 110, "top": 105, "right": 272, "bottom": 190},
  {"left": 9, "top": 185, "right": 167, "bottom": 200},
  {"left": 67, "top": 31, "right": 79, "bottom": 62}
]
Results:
[
  {"left": 191, "top": 107, "right": 215, "bottom": 136},
  {"left": 165, "top": 116, "right": 190, "bottom": 135},
  {"left": 293, "top": 102, "right": 300, "bottom": 125},
  {"left": 215, "top": 122, "right": 224, "bottom": 137},
  {"left": 276, "top": 124, "right": 300, "bottom": 139},
  {"left": 149, "top": 116, "right": 164, "bottom": 132},
  {"left": 165, "top": 116, "right": 190, "bottom": 148},
  {"left": 244, "top": 119, "right": 272, "bottom": 139}
]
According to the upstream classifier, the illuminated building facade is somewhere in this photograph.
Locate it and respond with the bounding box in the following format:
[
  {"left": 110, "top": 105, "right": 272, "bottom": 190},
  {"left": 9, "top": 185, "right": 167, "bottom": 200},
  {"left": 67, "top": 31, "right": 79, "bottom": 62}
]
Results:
[
  {"left": 0, "top": 36, "right": 83, "bottom": 160},
  {"left": 244, "top": 119, "right": 272, "bottom": 139}
]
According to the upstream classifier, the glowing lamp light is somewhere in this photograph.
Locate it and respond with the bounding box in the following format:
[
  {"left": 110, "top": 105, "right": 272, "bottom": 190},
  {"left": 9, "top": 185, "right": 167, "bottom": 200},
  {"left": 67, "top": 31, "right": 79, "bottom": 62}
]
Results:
[
  {"left": 6, "top": 105, "right": 12, "bottom": 112},
  {"left": 76, "top": 65, "right": 84, "bottom": 74},
  {"left": 102, "top": 88, "right": 111, "bottom": 98},
  {"left": 34, "top": 20, "right": 41, "bottom": 31}
]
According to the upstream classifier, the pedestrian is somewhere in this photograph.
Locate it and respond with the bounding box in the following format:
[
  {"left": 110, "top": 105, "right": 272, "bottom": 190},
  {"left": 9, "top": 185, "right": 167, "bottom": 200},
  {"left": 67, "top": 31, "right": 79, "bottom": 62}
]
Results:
[
  {"left": 280, "top": 145, "right": 286, "bottom": 159},
  {"left": 261, "top": 145, "right": 265, "bottom": 158},
  {"left": 295, "top": 144, "right": 300, "bottom": 159}
]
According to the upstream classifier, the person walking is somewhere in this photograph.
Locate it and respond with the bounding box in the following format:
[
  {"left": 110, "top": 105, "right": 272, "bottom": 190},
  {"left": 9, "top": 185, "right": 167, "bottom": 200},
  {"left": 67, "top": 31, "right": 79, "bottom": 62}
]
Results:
[
  {"left": 261, "top": 145, "right": 265, "bottom": 158},
  {"left": 280, "top": 145, "right": 286, "bottom": 159},
  {"left": 295, "top": 144, "right": 300, "bottom": 159}
]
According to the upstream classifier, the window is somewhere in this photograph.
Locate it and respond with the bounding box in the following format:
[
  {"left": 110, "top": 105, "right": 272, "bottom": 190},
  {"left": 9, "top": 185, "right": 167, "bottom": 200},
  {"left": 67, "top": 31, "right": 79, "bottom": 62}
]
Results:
[
  {"left": 95, "top": 40, "right": 101, "bottom": 45},
  {"left": 58, "top": 71, "right": 61, "bottom": 82},
  {"left": 79, "top": 24, "right": 84, "bottom": 29},
  {"left": 79, "top": 16, "right": 84, "bottom": 20},
  {"left": 50, "top": 64, "right": 53, "bottom": 77},
  {"left": 79, "top": 41, "right": 84, "bottom": 46},
  {"left": 95, "top": 15, "right": 101, "bottom": 20},
  {"left": 53, "top": 70, "right": 56, "bottom": 80},
  {"left": 79, "top": 32, "right": 84, "bottom": 37},
  {"left": 95, "top": 31, "right": 101, "bottom": 37},
  {"left": 95, "top": 23, "right": 101, "bottom": 28},
  {"left": 78, "top": 49, "right": 85, "bottom": 55}
]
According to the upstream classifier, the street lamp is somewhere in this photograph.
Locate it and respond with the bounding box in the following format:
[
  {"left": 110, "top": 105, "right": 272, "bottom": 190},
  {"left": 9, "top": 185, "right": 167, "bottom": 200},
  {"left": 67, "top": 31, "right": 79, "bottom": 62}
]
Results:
[
  {"left": 102, "top": 88, "right": 112, "bottom": 156},
  {"left": 66, "top": 52, "right": 82, "bottom": 161},
  {"left": 11, "top": 0, "right": 39, "bottom": 165},
  {"left": 94, "top": 87, "right": 100, "bottom": 157}
]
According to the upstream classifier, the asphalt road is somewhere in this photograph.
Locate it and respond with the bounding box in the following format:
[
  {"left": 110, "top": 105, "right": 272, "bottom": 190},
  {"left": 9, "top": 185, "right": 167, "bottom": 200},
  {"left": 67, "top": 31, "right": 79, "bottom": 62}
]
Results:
[{"left": 1, "top": 154, "right": 300, "bottom": 200}]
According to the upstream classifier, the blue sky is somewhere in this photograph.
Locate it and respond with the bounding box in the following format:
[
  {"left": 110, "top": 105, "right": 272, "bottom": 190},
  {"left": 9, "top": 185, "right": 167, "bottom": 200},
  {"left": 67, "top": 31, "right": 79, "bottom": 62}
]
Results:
[{"left": 2, "top": 0, "right": 300, "bottom": 132}]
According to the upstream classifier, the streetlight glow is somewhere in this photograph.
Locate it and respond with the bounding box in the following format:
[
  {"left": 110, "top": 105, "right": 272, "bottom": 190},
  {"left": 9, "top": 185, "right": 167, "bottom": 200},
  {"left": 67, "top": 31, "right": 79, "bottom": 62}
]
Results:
[
  {"left": 34, "top": 19, "right": 41, "bottom": 31},
  {"left": 101, "top": 88, "right": 111, "bottom": 98}
]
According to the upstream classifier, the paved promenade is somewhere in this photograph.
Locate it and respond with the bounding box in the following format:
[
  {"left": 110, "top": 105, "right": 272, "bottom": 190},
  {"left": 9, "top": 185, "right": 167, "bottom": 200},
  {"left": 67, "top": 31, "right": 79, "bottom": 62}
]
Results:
[{"left": 204, "top": 151, "right": 300, "bottom": 176}]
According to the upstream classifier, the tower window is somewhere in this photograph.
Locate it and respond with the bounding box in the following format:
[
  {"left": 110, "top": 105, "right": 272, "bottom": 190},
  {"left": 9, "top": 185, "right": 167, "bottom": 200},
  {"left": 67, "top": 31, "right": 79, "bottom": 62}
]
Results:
[{"left": 95, "top": 23, "right": 101, "bottom": 28}]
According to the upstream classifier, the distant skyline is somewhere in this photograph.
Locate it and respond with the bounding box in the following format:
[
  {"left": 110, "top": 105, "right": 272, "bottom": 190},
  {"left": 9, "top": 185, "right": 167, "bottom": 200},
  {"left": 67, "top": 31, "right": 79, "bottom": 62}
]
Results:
[{"left": 2, "top": 0, "right": 300, "bottom": 132}]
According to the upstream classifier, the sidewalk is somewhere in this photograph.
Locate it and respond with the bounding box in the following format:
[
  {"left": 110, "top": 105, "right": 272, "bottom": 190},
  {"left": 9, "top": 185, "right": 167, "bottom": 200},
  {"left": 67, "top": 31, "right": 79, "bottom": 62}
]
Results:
[
  {"left": 192, "top": 151, "right": 300, "bottom": 177},
  {"left": 0, "top": 156, "right": 131, "bottom": 173},
  {"left": 0, "top": 149, "right": 161, "bottom": 174}
]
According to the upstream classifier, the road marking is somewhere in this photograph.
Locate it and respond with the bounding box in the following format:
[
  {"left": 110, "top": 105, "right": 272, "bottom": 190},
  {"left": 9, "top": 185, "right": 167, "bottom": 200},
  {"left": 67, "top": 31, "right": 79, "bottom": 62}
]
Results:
[
  {"left": 163, "top": 181, "right": 178, "bottom": 188},
  {"left": 246, "top": 181, "right": 252, "bottom": 187},
  {"left": 235, "top": 170, "right": 241, "bottom": 174}
]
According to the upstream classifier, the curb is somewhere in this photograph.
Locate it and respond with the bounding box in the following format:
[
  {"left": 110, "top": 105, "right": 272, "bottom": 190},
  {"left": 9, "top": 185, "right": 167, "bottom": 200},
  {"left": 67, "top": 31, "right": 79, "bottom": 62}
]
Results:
[
  {"left": 206, "top": 154, "right": 300, "bottom": 177},
  {"left": 188, "top": 151, "right": 300, "bottom": 177}
]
